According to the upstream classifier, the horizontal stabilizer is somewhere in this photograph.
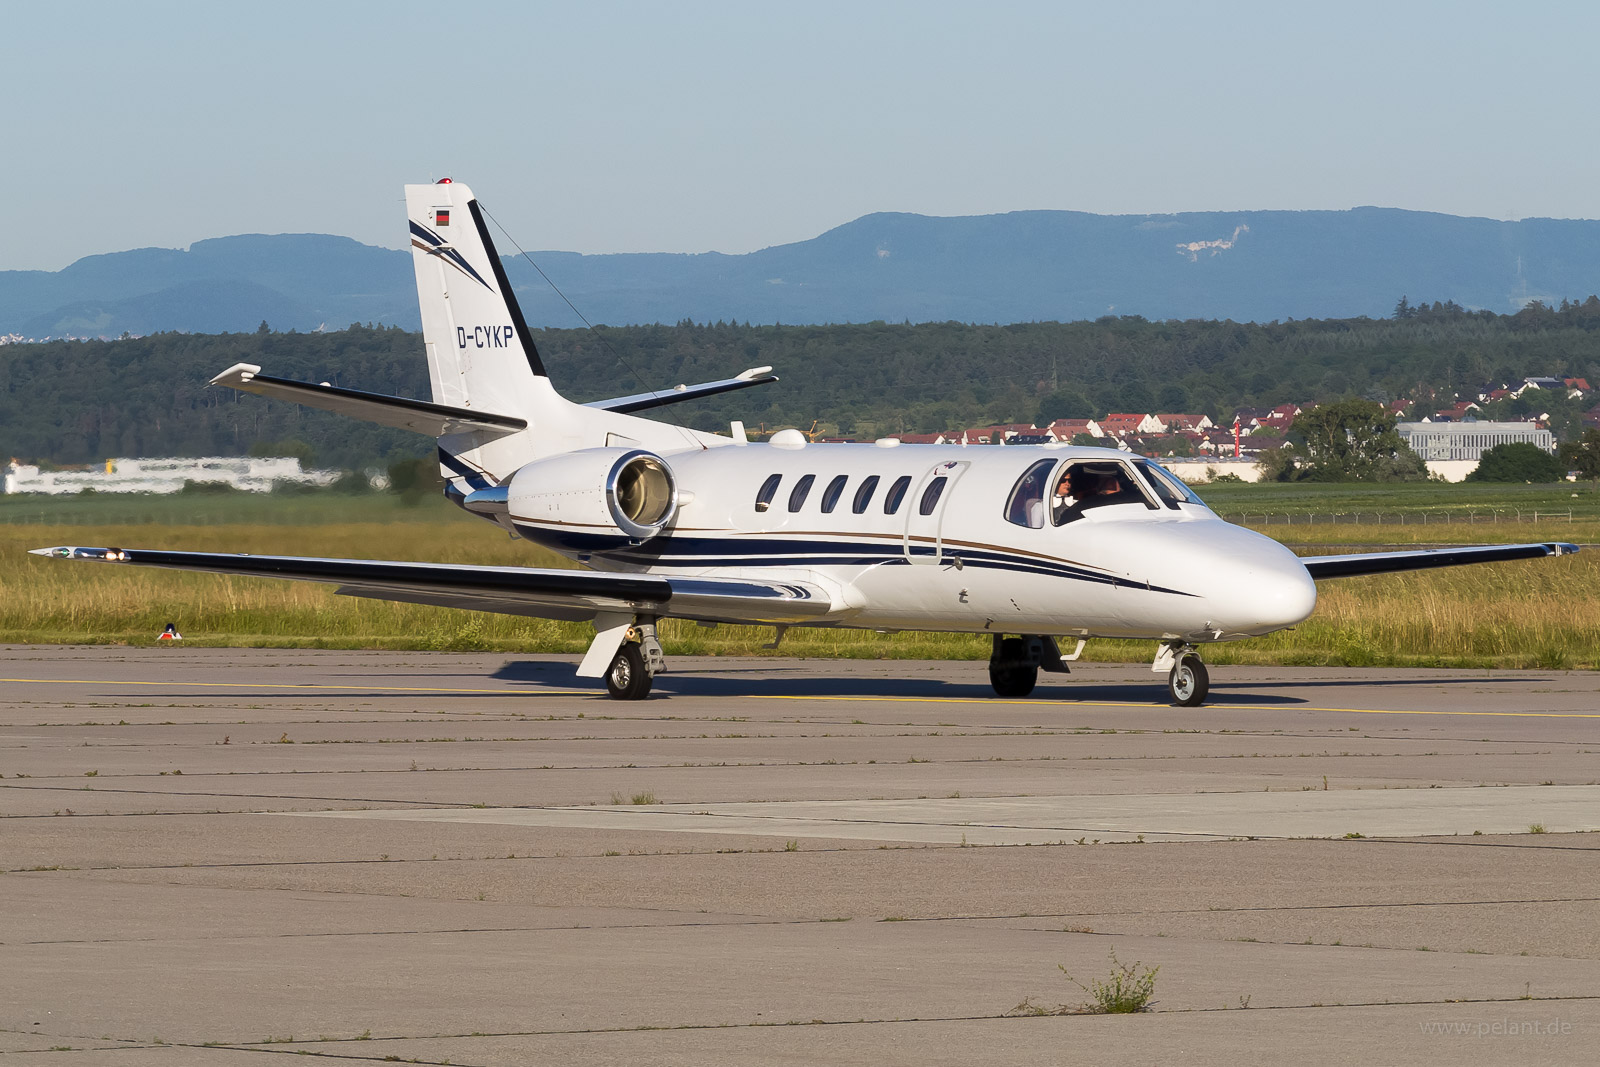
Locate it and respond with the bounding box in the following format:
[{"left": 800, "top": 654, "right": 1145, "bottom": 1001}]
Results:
[
  {"left": 31, "top": 546, "right": 832, "bottom": 626},
  {"left": 586, "top": 366, "right": 778, "bottom": 414},
  {"left": 1301, "top": 541, "right": 1579, "bottom": 580},
  {"left": 209, "top": 363, "right": 527, "bottom": 437}
]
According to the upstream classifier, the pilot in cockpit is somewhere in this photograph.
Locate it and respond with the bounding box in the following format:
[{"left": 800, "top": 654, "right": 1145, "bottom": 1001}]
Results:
[
  {"left": 1052, "top": 466, "right": 1093, "bottom": 524},
  {"left": 1054, "top": 464, "right": 1136, "bottom": 524}
]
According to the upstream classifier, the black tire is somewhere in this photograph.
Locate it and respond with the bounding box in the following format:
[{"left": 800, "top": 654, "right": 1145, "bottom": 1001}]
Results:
[
  {"left": 989, "top": 639, "right": 1037, "bottom": 697},
  {"left": 605, "top": 643, "right": 652, "bottom": 700},
  {"left": 1167, "top": 654, "right": 1209, "bottom": 707}
]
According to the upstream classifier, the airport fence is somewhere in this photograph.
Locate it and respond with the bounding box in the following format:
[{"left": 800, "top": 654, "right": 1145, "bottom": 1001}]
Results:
[{"left": 1221, "top": 510, "right": 1576, "bottom": 527}]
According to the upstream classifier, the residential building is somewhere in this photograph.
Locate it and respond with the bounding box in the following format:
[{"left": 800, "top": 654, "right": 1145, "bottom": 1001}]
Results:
[
  {"left": 1045, "top": 418, "right": 1103, "bottom": 439},
  {"left": 1155, "top": 413, "right": 1214, "bottom": 433},
  {"left": 1099, "top": 412, "right": 1164, "bottom": 436}
]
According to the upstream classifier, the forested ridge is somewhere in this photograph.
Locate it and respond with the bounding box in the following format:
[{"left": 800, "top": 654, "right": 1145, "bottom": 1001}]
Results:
[{"left": 5, "top": 299, "right": 1600, "bottom": 469}]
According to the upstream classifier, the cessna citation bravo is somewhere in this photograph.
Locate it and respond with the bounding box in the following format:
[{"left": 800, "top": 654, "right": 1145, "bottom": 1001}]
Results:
[{"left": 37, "top": 181, "right": 1579, "bottom": 705}]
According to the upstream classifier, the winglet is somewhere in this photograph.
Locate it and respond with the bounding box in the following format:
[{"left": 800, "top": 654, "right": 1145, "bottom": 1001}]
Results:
[{"left": 210, "top": 363, "right": 262, "bottom": 387}]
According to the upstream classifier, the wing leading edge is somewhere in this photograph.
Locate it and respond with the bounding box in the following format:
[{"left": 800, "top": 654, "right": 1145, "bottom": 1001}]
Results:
[
  {"left": 29, "top": 547, "right": 832, "bottom": 625},
  {"left": 1300, "top": 541, "right": 1579, "bottom": 580}
]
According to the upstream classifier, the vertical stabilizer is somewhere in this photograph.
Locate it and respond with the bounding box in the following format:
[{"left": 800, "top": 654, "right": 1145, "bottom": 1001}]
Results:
[
  {"left": 406, "top": 181, "right": 552, "bottom": 405},
  {"left": 405, "top": 180, "right": 569, "bottom": 490},
  {"left": 405, "top": 181, "right": 723, "bottom": 492}
]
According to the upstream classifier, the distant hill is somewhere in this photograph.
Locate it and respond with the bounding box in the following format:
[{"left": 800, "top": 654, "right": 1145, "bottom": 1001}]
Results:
[{"left": 6, "top": 208, "right": 1600, "bottom": 336}]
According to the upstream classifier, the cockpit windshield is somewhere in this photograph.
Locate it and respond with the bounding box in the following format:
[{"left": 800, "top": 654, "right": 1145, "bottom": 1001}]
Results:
[
  {"left": 1134, "top": 460, "right": 1208, "bottom": 509},
  {"left": 1005, "top": 457, "right": 1204, "bottom": 527},
  {"left": 1051, "top": 460, "right": 1155, "bottom": 524}
]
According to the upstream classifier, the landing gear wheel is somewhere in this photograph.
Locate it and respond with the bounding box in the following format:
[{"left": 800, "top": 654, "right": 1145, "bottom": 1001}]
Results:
[
  {"left": 605, "top": 643, "right": 652, "bottom": 700},
  {"left": 989, "top": 637, "right": 1038, "bottom": 697},
  {"left": 1167, "top": 654, "right": 1209, "bottom": 707}
]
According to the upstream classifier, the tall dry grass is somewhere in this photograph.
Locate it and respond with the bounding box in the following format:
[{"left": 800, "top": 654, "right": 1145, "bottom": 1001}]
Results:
[{"left": 3, "top": 517, "right": 1594, "bottom": 668}]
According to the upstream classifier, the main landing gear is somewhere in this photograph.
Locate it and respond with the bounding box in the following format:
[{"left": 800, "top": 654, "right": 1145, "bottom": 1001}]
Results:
[
  {"left": 1155, "top": 642, "right": 1209, "bottom": 707},
  {"left": 580, "top": 616, "right": 667, "bottom": 700},
  {"left": 605, "top": 641, "right": 652, "bottom": 700},
  {"left": 988, "top": 635, "right": 1076, "bottom": 698}
]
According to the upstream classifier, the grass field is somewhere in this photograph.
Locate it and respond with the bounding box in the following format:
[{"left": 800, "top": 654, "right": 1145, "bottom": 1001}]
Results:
[
  {"left": 2, "top": 485, "right": 1595, "bottom": 670},
  {"left": 1201, "top": 478, "right": 1600, "bottom": 519}
]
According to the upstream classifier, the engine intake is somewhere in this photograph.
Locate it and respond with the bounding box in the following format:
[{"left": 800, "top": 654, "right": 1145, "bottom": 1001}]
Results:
[{"left": 508, "top": 448, "right": 679, "bottom": 545}]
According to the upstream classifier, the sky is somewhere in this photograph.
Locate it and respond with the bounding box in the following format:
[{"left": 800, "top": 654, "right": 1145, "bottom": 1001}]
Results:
[{"left": 6, "top": 0, "right": 1600, "bottom": 271}]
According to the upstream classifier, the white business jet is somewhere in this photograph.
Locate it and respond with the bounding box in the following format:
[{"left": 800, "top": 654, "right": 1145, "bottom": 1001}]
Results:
[{"left": 36, "top": 181, "right": 1578, "bottom": 705}]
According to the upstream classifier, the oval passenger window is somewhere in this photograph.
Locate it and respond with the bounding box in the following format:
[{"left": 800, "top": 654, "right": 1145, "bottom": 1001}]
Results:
[{"left": 754, "top": 473, "right": 781, "bottom": 512}]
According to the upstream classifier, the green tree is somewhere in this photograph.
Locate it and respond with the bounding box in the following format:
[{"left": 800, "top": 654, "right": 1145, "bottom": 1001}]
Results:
[
  {"left": 1279, "top": 399, "right": 1427, "bottom": 482},
  {"left": 387, "top": 456, "right": 443, "bottom": 505},
  {"left": 1036, "top": 389, "right": 1092, "bottom": 424},
  {"left": 1559, "top": 428, "right": 1600, "bottom": 482},
  {"left": 1466, "top": 442, "right": 1567, "bottom": 482}
]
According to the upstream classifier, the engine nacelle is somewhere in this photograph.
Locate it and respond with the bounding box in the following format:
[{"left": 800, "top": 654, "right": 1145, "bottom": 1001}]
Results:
[{"left": 507, "top": 448, "right": 678, "bottom": 546}]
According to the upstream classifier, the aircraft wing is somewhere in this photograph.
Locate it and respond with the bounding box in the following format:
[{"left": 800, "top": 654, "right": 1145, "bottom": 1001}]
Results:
[
  {"left": 1300, "top": 541, "right": 1579, "bottom": 580},
  {"left": 30, "top": 547, "right": 832, "bottom": 625},
  {"left": 209, "top": 363, "right": 526, "bottom": 437},
  {"left": 585, "top": 366, "right": 778, "bottom": 414}
]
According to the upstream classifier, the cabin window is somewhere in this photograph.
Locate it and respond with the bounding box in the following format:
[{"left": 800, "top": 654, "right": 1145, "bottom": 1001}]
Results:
[
  {"left": 1004, "top": 458, "right": 1057, "bottom": 528},
  {"left": 918, "top": 477, "right": 948, "bottom": 516},
  {"left": 820, "top": 474, "right": 848, "bottom": 514},
  {"left": 1051, "top": 460, "right": 1159, "bottom": 525},
  {"left": 787, "top": 474, "right": 816, "bottom": 512},
  {"left": 754, "top": 473, "right": 781, "bottom": 512},
  {"left": 852, "top": 475, "right": 880, "bottom": 514},
  {"left": 1135, "top": 460, "right": 1207, "bottom": 509},
  {"left": 883, "top": 475, "right": 912, "bottom": 514}
]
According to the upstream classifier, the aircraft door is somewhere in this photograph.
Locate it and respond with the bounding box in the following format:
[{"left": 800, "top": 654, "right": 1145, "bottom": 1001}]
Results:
[{"left": 902, "top": 460, "right": 970, "bottom": 565}]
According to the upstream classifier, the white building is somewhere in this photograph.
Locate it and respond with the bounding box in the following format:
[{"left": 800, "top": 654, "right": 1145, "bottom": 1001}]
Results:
[
  {"left": 5, "top": 457, "right": 340, "bottom": 495},
  {"left": 1396, "top": 420, "right": 1557, "bottom": 482}
]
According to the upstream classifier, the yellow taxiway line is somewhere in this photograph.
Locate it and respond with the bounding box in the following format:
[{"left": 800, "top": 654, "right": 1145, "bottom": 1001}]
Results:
[
  {"left": 3, "top": 677, "right": 1599, "bottom": 719},
  {"left": 0, "top": 677, "right": 584, "bottom": 696}
]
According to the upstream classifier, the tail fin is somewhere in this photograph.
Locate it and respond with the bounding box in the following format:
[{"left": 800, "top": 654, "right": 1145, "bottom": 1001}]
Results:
[
  {"left": 406, "top": 180, "right": 570, "bottom": 490},
  {"left": 405, "top": 180, "right": 724, "bottom": 488},
  {"left": 405, "top": 181, "right": 552, "bottom": 406}
]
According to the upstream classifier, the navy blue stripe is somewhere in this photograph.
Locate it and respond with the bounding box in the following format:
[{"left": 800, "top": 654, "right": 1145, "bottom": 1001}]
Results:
[
  {"left": 555, "top": 531, "right": 1195, "bottom": 597},
  {"left": 466, "top": 198, "right": 549, "bottom": 378},
  {"left": 607, "top": 535, "right": 1124, "bottom": 581},
  {"left": 410, "top": 220, "right": 494, "bottom": 292},
  {"left": 437, "top": 447, "right": 494, "bottom": 491}
]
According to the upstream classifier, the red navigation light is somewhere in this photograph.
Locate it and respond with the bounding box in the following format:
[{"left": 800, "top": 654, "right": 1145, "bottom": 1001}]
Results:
[{"left": 436, "top": 177, "right": 453, "bottom": 184}]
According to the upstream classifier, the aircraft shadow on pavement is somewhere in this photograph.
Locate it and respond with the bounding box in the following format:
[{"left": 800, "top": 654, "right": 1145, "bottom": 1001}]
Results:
[{"left": 490, "top": 660, "right": 1306, "bottom": 705}]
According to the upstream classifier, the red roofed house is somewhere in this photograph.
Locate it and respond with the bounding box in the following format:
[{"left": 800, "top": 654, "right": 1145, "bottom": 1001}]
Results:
[
  {"left": 1430, "top": 401, "right": 1480, "bottom": 422},
  {"left": 1253, "top": 405, "right": 1300, "bottom": 433},
  {"left": 1155, "top": 413, "right": 1214, "bottom": 433},
  {"left": 1099, "top": 413, "right": 1164, "bottom": 436},
  {"left": 1046, "top": 418, "right": 1104, "bottom": 440},
  {"left": 963, "top": 423, "right": 1039, "bottom": 444}
]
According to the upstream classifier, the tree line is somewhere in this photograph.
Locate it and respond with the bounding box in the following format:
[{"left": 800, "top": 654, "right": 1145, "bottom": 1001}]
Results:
[{"left": 5, "top": 298, "right": 1600, "bottom": 469}]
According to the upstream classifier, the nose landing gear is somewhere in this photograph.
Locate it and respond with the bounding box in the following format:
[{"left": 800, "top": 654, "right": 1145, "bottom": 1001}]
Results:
[
  {"left": 988, "top": 635, "right": 1038, "bottom": 697},
  {"left": 1154, "top": 641, "right": 1209, "bottom": 707}
]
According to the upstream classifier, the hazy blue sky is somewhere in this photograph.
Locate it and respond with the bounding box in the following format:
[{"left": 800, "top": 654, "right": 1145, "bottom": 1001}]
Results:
[{"left": 7, "top": 0, "right": 1598, "bottom": 271}]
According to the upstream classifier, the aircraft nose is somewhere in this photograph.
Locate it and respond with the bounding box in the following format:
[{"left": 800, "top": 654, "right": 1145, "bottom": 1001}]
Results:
[{"left": 1196, "top": 527, "right": 1317, "bottom": 635}]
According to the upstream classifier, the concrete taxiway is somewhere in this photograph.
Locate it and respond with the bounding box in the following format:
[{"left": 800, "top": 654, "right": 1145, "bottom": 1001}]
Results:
[{"left": 3, "top": 646, "right": 1599, "bottom": 1064}]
